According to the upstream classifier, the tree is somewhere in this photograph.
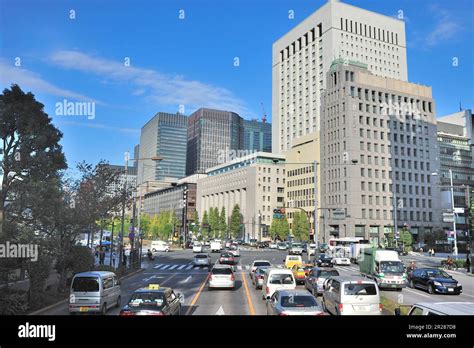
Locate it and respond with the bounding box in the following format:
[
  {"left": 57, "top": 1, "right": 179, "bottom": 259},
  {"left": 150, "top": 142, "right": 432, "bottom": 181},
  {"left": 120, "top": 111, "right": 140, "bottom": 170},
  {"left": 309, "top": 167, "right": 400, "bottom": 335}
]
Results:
[
  {"left": 219, "top": 207, "right": 227, "bottom": 239},
  {"left": 201, "top": 210, "right": 209, "bottom": 239},
  {"left": 208, "top": 207, "right": 219, "bottom": 238},
  {"left": 229, "top": 204, "right": 242, "bottom": 239},
  {"left": 189, "top": 210, "right": 199, "bottom": 237},
  {"left": 270, "top": 216, "right": 290, "bottom": 241},
  {"left": 292, "top": 211, "right": 310, "bottom": 241},
  {"left": 400, "top": 229, "right": 413, "bottom": 252},
  {"left": 0, "top": 84, "right": 67, "bottom": 238}
]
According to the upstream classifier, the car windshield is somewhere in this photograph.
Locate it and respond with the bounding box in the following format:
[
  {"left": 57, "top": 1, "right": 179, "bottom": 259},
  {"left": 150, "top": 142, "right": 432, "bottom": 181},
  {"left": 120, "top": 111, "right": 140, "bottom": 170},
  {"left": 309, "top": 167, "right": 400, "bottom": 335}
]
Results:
[
  {"left": 344, "top": 283, "right": 377, "bottom": 296},
  {"left": 292, "top": 243, "right": 303, "bottom": 248},
  {"left": 280, "top": 295, "right": 317, "bottom": 308},
  {"left": 195, "top": 254, "right": 208, "bottom": 259},
  {"left": 380, "top": 261, "right": 405, "bottom": 274},
  {"left": 212, "top": 268, "right": 232, "bottom": 275},
  {"left": 129, "top": 292, "right": 164, "bottom": 308},
  {"left": 269, "top": 274, "right": 294, "bottom": 284},
  {"left": 254, "top": 262, "right": 271, "bottom": 267},
  {"left": 288, "top": 256, "right": 300, "bottom": 261},
  {"left": 426, "top": 269, "right": 450, "bottom": 278},
  {"left": 319, "top": 270, "right": 339, "bottom": 278},
  {"left": 220, "top": 253, "right": 232, "bottom": 257},
  {"left": 72, "top": 277, "right": 99, "bottom": 292},
  {"left": 319, "top": 255, "right": 331, "bottom": 260}
]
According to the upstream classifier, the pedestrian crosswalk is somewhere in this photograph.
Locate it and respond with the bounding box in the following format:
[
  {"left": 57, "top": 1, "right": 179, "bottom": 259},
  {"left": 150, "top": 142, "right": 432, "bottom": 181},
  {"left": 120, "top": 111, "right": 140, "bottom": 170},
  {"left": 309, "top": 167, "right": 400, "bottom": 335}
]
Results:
[
  {"left": 333, "top": 264, "right": 360, "bottom": 274},
  {"left": 153, "top": 263, "right": 208, "bottom": 271}
]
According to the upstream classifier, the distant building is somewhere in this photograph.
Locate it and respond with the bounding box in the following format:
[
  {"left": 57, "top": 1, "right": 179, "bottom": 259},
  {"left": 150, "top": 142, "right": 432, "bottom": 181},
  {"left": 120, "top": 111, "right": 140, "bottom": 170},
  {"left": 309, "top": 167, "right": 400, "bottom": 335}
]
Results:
[
  {"left": 186, "top": 108, "right": 243, "bottom": 175},
  {"left": 242, "top": 119, "right": 272, "bottom": 153},
  {"left": 138, "top": 112, "right": 188, "bottom": 183},
  {"left": 196, "top": 152, "right": 286, "bottom": 241}
]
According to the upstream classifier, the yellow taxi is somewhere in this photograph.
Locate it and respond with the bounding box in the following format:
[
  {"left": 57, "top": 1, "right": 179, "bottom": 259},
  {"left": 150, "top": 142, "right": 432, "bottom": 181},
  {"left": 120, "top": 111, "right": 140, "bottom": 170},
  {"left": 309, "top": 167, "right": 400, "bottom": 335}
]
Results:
[
  {"left": 291, "top": 264, "right": 307, "bottom": 285},
  {"left": 284, "top": 255, "right": 303, "bottom": 269}
]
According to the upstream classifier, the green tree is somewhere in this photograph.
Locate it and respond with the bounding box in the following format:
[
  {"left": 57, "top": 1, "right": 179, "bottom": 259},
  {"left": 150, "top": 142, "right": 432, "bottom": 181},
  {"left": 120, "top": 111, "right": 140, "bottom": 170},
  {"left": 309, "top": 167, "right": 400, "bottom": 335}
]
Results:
[
  {"left": 209, "top": 207, "right": 219, "bottom": 238},
  {"left": 400, "top": 229, "right": 413, "bottom": 252},
  {"left": 201, "top": 210, "right": 209, "bottom": 239},
  {"left": 189, "top": 210, "right": 199, "bottom": 237},
  {"left": 270, "top": 216, "right": 290, "bottom": 241},
  {"left": 292, "top": 211, "right": 310, "bottom": 241},
  {"left": 219, "top": 207, "right": 227, "bottom": 239},
  {"left": 229, "top": 204, "right": 242, "bottom": 239}
]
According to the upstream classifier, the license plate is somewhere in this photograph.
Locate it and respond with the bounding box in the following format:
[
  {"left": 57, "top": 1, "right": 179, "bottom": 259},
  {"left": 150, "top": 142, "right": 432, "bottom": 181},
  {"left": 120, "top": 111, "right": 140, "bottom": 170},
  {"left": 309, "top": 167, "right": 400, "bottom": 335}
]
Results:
[
  {"left": 391, "top": 284, "right": 397, "bottom": 288},
  {"left": 355, "top": 305, "right": 369, "bottom": 311},
  {"left": 448, "top": 288, "right": 454, "bottom": 292},
  {"left": 79, "top": 307, "right": 89, "bottom": 312}
]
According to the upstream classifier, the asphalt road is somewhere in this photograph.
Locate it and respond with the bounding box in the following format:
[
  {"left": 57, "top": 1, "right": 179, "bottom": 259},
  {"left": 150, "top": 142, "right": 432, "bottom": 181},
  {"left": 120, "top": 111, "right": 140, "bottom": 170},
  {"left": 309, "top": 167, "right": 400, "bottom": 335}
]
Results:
[{"left": 38, "top": 248, "right": 474, "bottom": 315}]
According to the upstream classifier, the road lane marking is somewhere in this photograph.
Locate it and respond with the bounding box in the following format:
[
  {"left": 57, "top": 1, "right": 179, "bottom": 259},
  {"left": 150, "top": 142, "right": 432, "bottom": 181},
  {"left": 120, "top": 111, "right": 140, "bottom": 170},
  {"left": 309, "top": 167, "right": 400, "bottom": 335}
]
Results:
[
  {"left": 215, "top": 306, "right": 225, "bottom": 315},
  {"left": 185, "top": 275, "right": 208, "bottom": 315},
  {"left": 403, "top": 287, "right": 432, "bottom": 299},
  {"left": 168, "top": 265, "right": 178, "bottom": 270},
  {"left": 178, "top": 265, "right": 186, "bottom": 270},
  {"left": 154, "top": 264, "right": 164, "bottom": 269},
  {"left": 186, "top": 265, "right": 193, "bottom": 270},
  {"left": 241, "top": 272, "right": 256, "bottom": 315},
  {"left": 160, "top": 265, "right": 171, "bottom": 270}
]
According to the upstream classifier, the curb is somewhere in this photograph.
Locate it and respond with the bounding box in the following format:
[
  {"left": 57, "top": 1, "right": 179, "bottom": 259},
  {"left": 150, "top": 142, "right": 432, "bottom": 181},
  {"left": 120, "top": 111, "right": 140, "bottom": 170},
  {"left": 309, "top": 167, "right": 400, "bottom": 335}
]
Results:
[{"left": 28, "top": 268, "right": 145, "bottom": 315}]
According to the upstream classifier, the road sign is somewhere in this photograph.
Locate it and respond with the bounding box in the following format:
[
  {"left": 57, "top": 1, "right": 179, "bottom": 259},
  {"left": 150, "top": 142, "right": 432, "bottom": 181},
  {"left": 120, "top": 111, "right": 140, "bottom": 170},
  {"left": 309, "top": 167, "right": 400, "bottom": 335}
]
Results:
[
  {"left": 443, "top": 213, "right": 455, "bottom": 223},
  {"left": 332, "top": 209, "right": 346, "bottom": 220},
  {"left": 453, "top": 207, "right": 464, "bottom": 214}
]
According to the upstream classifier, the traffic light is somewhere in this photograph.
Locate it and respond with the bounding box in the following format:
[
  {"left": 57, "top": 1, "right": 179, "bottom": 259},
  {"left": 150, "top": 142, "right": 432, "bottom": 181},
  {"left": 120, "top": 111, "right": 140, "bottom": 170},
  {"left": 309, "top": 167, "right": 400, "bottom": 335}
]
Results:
[{"left": 273, "top": 207, "right": 285, "bottom": 219}]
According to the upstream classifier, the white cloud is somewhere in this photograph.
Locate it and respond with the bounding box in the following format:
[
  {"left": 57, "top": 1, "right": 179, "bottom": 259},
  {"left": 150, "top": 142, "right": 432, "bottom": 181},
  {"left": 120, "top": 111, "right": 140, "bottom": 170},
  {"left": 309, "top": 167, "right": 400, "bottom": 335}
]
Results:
[
  {"left": 49, "top": 50, "right": 254, "bottom": 117},
  {"left": 0, "top": 59, "right": 101, "bottom": 103},
  {"left": 425, "top": 6, "right": 463, "bottom": 47}
]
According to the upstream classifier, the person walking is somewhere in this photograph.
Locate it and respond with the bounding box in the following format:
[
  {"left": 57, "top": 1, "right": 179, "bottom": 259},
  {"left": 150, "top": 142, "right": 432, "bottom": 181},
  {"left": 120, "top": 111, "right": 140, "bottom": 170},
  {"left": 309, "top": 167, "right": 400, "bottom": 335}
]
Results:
[
  {"left": 111, "top": 251, "right": 116, "bottom": 268},
  {"left": 428, "top": 248, "right": 432, "bottom": 257},
  {"left": 466, "top": 253, "right": 471, "bottom": 273},
  {"left": 99, "top": 247, "right": 105, "bottom": 265}
]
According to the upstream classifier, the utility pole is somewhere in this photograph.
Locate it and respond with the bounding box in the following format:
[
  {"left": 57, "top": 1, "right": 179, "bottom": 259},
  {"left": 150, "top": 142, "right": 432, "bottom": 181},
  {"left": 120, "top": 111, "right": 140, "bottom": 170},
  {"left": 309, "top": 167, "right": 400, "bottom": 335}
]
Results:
[
  {"left": 394, "top": 191, "right": 399, "bottom": 248},
  {"left": 450, "top": 169, "right": 458, "bottom": 258},
  {"left": 119, "top": 151, "right": 129, "bottom": 270},
  {"left": 313, "top": 161, "right": 319, "bottom": 247}
]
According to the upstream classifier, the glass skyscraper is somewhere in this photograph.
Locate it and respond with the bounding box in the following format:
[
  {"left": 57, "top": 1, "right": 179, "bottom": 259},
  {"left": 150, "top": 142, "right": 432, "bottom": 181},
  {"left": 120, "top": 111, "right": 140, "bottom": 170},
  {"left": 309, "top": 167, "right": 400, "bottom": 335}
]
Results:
[
  {"left": 139, "top": 112, "right": 188, "bottom": 183},
  {"left": 242, "top": 119, "right": 272, "bottom": 153}
]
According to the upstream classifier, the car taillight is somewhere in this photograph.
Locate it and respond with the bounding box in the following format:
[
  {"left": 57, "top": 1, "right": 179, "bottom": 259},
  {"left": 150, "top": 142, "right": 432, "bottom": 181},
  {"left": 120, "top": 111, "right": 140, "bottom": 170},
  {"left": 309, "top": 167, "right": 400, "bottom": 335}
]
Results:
[
  {"left": 266, "top": 286, "right": 269, "bottom": 294},
  {"left": 379, "top": 303, "right": 383, "bottom": 313},
  {"left": 230, "top": 274, "right": 235, "bottom": 281},
  {"left": 119, "top": 311, "right": 135, "bottom": 316},
  {"left": 338, "top": 303, "right": 343, "bottom": 312},
  {"left": 278, "top": 312, "right": 289, "bottom": 316}
]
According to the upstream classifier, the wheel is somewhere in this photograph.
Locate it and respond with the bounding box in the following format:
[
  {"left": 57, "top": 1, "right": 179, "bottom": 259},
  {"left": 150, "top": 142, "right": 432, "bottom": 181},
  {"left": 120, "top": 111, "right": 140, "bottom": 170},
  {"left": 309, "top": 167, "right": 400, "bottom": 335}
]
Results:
[
  {"left": 115, "top": 296, "right": 121, "bottom": 308},
  {"left": 101, "top": 304, "right": 107, "bottom": 315},
  {"left": 428, "top": 284, "right": 434, "bottom": 294}
]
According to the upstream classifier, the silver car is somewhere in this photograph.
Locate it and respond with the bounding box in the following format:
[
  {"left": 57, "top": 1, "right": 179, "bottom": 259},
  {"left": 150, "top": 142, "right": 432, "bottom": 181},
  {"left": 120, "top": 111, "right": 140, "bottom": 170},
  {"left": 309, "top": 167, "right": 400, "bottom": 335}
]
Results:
[
  {"left": 252, "top": 266, "right": 270, "bottom": 289},
  {"left": 266, "top": 289, "right": 325, "bottom": 316},
  {"left": 209, "top": 265, "right": 235, "bottom": 290},
  {"left": 69, "top": 271, "right": 121, "bottom": 315},
  {"left": 193, "top": 253, "right": 211, "bottom": 268},
  {"left": 304, "top": 267, "right": 340, "bottom": 296}
]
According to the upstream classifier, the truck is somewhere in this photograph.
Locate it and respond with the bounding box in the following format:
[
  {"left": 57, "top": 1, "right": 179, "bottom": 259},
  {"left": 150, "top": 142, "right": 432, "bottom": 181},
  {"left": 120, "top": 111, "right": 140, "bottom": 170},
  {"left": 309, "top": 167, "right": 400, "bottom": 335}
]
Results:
[
  {"left": 359, "top": 248, "right": 406, "bottom": 290},
  {"left": 210, "top": 240, "right": 222, "bottom": 253},
  {"left": 349, "top": 242, "right": 372, "bottom": 264}
]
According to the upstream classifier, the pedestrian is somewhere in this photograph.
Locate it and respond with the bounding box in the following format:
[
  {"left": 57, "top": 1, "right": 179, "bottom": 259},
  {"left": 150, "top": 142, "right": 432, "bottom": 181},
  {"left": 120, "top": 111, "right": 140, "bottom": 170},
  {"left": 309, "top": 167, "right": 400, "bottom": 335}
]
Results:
[
  {"left": 111, "top": 251, "right": 116, "bottom": 268},
  {"left": 466, "top": 254, "right": 471, "bottom": 272},
  {"left": 99, "top": 247, "right": 105, "bottom": 265},
  {"left": 432, "top": 248, "right": 435, "bottom": 257},
  {"left": 122, "top": 252, "right": 127, "bottom": 267}
]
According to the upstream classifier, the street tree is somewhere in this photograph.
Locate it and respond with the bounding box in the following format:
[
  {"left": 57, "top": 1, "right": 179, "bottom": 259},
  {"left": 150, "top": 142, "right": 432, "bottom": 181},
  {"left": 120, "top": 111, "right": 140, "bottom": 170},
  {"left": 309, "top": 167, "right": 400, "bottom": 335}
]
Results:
[
  {"left": 229, "top": 204, "right": 241, "bottom": 239},
  {"left": 270, "top": 216, "right": 290, "bottom": 241},
  {"left": 292, "top": 211, "right": 310, "bottom": 241},
  {"left": 219, "top": 207, "right": 227, "bottom": 239},
  {"left": 208, "top": 207, "right": 219, "bottom": 238},
  {"left": 201, "top": 210, "right": 209, "bottom": 239}
]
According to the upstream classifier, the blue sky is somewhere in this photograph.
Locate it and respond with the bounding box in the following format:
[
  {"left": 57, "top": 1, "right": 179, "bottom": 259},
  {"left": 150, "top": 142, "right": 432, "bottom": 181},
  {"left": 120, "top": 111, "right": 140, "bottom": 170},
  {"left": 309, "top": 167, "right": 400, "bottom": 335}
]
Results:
[{"left": 1, "top": 0, "right": 473, "bottom": 168}]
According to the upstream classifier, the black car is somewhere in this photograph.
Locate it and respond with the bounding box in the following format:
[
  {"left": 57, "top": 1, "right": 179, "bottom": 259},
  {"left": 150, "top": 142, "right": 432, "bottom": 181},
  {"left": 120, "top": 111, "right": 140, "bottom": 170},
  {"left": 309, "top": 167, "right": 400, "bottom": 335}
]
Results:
[
  {"left": 407, "top": 268, "right": 462, "bottom": 295},
  {"left": 316, "top": 254, "right": 333, "bottom": 267},
  {"left": 119, "top": 285, "right": 182, "bottom": 316}
]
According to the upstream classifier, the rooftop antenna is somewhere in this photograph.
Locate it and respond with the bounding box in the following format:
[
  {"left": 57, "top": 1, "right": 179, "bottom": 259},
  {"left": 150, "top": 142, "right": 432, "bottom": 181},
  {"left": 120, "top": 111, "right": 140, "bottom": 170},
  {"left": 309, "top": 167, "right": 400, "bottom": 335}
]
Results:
[
  {"left": 459, "top": 101, "right": 463, "bottom": 112},
  {"left": 260, "top": 102, "right": 267, "bottom": 124}
]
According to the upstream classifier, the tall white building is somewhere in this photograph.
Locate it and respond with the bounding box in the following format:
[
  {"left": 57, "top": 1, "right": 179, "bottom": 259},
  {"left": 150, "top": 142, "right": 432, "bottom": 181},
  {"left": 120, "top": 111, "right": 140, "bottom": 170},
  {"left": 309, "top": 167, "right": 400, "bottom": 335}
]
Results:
[{"left": 272, "top": 0, "right": 408, "bottom": 153}]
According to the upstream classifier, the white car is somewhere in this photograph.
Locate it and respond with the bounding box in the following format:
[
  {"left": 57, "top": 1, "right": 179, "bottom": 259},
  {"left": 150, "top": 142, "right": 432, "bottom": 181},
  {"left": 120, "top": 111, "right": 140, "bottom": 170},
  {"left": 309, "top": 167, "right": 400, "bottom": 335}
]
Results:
[
  {"left": 193, "top": 243, "right": 203, "bottom": 253},
  {"left": 209, "top": 265, "right": 235, "bottom": 290},
  {"left": 332, "top": 257, "right": 351, "bottom": 266},
  {"left": 261, "top": 268, "right": 296, "bottom": 300},
  {"left": 269, "top": 242, "right": 278, "bottom": 249},
  {"left": 228, "top": 245, "right": 240, "bottom": 257},
  {"left": 307, "top": 243, "right": 317, "bottom": 256},
  {"left": 150, "top": 241, "right": 169, "bottom": 252}
]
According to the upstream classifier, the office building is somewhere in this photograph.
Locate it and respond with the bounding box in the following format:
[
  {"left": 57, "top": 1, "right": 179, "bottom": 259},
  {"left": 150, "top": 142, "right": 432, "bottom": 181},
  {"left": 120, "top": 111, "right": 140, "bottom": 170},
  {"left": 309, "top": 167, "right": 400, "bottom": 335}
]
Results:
[
  {"left": 138, "top": 112, "right": 188, "bottom": 183},
  {"left": 196, "top": 152, "right": 286, "bottom": 241},
  {"left": 272, "top": 0, "right": 408, "bottom": 153},
  {"left": 186, "top": 108, "right": 243, "bottom": 175},
  {"left": 242, "top": 119, "right": 272, "bottom": 153},
  {"left": 320, "top": 59, "right": 441, "bottom": 246},
  {"left": 284, "top": 133, "right": 321, "bottom": 241}
]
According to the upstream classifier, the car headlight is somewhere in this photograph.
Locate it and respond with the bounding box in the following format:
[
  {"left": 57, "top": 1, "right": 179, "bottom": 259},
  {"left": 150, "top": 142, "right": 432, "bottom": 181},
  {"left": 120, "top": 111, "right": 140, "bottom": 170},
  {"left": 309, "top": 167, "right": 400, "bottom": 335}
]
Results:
[{"left": 433, "top": 281, "right": 442, "bottom": 286}]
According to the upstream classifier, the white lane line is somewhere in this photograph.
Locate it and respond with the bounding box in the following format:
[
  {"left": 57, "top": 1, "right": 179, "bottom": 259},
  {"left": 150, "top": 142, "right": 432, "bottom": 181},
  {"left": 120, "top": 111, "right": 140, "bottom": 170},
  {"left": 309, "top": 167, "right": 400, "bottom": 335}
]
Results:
[
  {"left": 193, "top": 266, "right": 201, "bottom": 269},
  {"left": 461, "top": 293, "right": 474, "bottom": 299},
  {"left": 178, "top": 265, "right": 186, "bottom": 270},
  {"left": 186, "top": 265, "right": 194, "bottom": 270},
  {"left": 403, "top": 287, "right": 432, "bottom": 299},
  {"left": 153, "top": 264, "right": 164, "bottom": 269},
  {"left": 160, "top": 264, "right": 171, "bottom": 270},
  {"left": 168, "top": 265, "right": 179, "bottom": 270}
]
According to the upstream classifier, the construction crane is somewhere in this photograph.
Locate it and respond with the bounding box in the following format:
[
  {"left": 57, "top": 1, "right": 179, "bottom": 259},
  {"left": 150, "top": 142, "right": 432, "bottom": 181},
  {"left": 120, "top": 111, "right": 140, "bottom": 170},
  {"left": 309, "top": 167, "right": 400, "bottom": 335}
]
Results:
[{"left": 260, "top": 102, "right": 267, "bottom": 124}]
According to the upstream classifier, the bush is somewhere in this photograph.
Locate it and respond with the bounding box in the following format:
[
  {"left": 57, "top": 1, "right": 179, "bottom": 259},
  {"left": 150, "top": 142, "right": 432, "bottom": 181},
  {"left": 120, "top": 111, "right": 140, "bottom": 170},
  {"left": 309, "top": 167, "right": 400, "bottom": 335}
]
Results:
[
  {"left": 0, "top": 288, "right": 28, "bottom": 315},
  {"left": 26, "top": 253, "right": 52, "bottom": 308}
]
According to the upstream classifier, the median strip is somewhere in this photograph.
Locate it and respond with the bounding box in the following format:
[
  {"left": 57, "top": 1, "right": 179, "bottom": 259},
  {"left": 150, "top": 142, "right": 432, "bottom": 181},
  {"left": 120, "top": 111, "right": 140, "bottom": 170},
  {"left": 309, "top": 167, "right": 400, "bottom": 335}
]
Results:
[{"left": 241, "top": 272, "right": 256, "bottom": 315}]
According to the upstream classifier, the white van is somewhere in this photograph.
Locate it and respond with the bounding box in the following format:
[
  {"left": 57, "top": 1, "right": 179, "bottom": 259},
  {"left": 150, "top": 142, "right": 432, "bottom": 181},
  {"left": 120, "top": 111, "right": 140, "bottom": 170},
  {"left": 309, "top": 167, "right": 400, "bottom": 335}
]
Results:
[
  {"left": 151, "top": 240, "right": 170, "bottom": 252},
  {"left": 261, "top": 268, "right": 296, "bottom": 300},
  {"left": 192, "top": 242, "right": 203, "bottom": 253},
  {"left": 69, "top": 271, "right": 121, "bottom": 315},
  {"left": 322, "top": 276, "right": 382, "bottom": 316}
]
